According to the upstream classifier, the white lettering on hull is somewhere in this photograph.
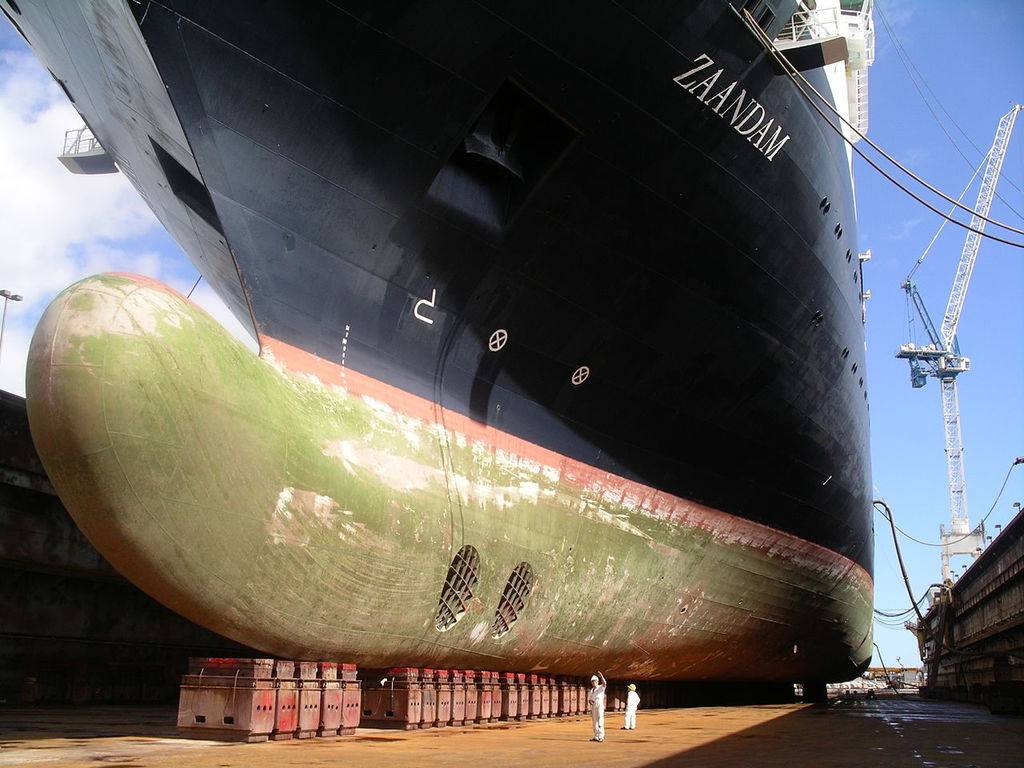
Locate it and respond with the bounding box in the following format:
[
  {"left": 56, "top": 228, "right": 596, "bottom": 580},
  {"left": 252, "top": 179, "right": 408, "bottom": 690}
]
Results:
[{"left": 673, "top": 53, "right": 791, "bottom": 162}]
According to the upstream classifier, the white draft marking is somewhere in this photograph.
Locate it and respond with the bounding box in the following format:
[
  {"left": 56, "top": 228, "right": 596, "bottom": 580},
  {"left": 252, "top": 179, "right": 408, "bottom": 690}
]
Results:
[
  {"left": 488, "top": 328, "right": 508, "bottom": 352},
  {"left": 341, "top": 324, "right": 350, "bottom": 384},
  {"left": 414, "top": 289, "right": 437, "bottom": 325}
]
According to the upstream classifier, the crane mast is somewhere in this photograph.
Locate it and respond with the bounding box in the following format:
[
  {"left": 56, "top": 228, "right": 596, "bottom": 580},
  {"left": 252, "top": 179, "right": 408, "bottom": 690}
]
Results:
[{"left": 896, "top": 104, "right": 1022, "bottom": 582}]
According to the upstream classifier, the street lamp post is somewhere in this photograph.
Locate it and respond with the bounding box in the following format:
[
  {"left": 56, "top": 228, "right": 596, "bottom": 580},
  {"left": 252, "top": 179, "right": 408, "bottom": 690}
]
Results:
[{"left": 0, "top": 289, "right": 24, "bottom": 366}]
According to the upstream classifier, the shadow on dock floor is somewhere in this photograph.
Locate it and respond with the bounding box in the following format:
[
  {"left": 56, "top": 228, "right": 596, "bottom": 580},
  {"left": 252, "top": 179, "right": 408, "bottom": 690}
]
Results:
[
  {"left": 0, "top": 705, "right": 180, "bottom": 741},
  {"left": 639, "top": 695, "right": 1021, "bottom": 768},
  {"left": 0, "top": 696, "right": 1020, "bottom": 767}
]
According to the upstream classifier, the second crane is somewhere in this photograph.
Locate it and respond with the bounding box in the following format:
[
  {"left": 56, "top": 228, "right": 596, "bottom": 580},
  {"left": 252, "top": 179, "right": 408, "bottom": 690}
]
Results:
[{"left": 897, "top": 103, "right": 1022, "bottom": 582}]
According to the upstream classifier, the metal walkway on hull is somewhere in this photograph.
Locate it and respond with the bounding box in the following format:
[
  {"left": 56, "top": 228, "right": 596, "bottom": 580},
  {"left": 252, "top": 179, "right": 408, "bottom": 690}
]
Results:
[{"left": 57, "top": 126, "right": 117, "bottom": 175}]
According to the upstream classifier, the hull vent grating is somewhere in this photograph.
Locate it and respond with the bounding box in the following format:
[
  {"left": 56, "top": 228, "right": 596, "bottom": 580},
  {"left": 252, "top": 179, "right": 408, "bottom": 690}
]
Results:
[
  {"left": 491, "top": 562, "right": 535, "bottom": 639},
  {"left": 435, "top": 545, "right": 481, "bottom": 632}
]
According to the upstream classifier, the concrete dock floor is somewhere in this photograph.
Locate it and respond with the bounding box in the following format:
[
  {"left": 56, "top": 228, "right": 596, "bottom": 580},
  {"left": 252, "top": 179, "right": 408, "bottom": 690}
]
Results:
[{"left": 1, "top": 695, "right": 1020, "bottom": 767}]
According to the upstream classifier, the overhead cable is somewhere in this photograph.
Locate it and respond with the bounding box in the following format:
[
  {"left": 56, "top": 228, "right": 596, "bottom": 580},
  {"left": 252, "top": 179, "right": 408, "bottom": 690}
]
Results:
[
  {"left": 875, "top": 0, "right": 1024, "bottom": 218},
  {"left": 873, "top": 499, "right": 927, "bottom": 626},
  {"left": 741, "top": 7, "right": 1024, "bottom": 236},
  {"left": 873, "top": 584, "right": 940, "bottom": 618},
  {"left": 904, "top": 153, "right": 988, "bottom": 284},
  {"left": 876, "top": 493, "right": 1024, "bottom": 665},
  {"left": 736, "top": 9, "right": 1024, "bottom": 248},
  {"left": 873, "top": 459, "right": 1021, "bottom": 548}
]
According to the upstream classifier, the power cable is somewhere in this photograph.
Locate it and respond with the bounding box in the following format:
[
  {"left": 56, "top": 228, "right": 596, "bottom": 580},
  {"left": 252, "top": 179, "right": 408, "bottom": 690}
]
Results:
[
  {"left": 873, "top": 497, "right": 956, "bottom": 678},
  {"left": 875, "top": 2, "right": 1024, "bottom": 222},
  {"left": 877, "top": 7, "right": 975, "bottom": 171},
  {"left": 736, "top": 8, "right": 1024, "bottom": 247},
  {"left": 874, "top": 616, "right": 916, "bottom": 625},
  {"left": 873, "top": 458, "right": 1021, "bottom": 548},
  {"left": 904, "top": 153, "right": 988, "bottom": 284},
  {"left": 873, "top": 584, "right": 940, "bottom": 618},
  {"left": 874, "top": 608, "right": 915, "bottom": 619},
  {"left": 741, "top": 7, "right": 1024, "bottom": 237},
  {"left": 873, "top": 611, "right": 914, "bottom": 625},
  {"left": 871, "top": 642, "right": 908, "bottom": 696},
  {"left": 875, "top": 494, "right": 1024, "bottom": 669},
  {"left": 873, "top": 499, "right": 927, "bottom": 626}
]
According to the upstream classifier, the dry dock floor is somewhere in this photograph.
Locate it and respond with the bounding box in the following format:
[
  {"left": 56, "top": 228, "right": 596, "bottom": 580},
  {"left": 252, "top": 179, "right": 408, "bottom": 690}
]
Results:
[{"left": 1, "top": 695, "right": 1021, "bottom": 767}]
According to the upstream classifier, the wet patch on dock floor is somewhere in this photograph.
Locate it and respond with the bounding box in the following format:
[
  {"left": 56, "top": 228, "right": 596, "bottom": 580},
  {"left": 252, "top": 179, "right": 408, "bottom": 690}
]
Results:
[{"left": 0, "top": 695, "right": 1020, "bottom": 767}]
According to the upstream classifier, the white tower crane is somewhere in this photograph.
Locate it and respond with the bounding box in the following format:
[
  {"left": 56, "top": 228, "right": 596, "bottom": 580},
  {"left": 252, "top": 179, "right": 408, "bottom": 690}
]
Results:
[{"left": 896, "top": 104, "right": 1022, "bottom": 582}]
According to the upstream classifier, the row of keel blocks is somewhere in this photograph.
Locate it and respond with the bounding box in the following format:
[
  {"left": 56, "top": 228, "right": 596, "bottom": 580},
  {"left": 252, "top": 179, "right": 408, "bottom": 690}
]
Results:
[
  {"left": 176, "top": 659, "right": 360, "bottom": 742},
  {"left": 177, "top": 659, "right": 646, "bottom": 742},
  {"left": 359, "top": 669, "right": 617, "bottom": 729}
]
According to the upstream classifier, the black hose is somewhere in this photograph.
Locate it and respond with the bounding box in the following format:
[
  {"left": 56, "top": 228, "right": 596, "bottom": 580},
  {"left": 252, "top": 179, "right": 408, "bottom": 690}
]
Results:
[
  {"left": 872, "top": 642, "right": 908, "bottom": 697},
  {"left": 874, "top": 499, "right": 928, "bottom": 626}
]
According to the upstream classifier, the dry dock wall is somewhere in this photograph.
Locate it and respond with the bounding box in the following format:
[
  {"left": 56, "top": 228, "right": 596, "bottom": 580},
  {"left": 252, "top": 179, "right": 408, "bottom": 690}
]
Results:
[
  {"left": 0, "top": 391, "right": 251, "bottom": 705},
  {"left": 920, "top": 502, "right": 1024, "bottom": 713}
]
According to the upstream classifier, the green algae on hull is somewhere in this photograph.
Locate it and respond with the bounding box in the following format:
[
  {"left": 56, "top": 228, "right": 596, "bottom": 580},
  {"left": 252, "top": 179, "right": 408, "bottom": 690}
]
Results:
[{"left": 26, "top": 273, "right": 872, "bottom": 681}]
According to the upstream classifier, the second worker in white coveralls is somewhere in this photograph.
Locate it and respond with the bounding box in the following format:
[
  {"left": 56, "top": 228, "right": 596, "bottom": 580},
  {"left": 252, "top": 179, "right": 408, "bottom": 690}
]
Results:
[
  {"left": 588, "top": 671, "right": 607, "bottom": 741},
  {"left": 623, "top": 683, "right": 640, "bottom": 730}
]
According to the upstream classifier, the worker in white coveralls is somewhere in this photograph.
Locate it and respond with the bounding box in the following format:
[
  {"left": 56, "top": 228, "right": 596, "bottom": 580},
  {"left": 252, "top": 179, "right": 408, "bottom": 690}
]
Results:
[
  {"left": 588, "top": 671, "right": 607, "bottom": 741},
  {"left": 623, "top": 683, "right": 640, "bottom": 730}
]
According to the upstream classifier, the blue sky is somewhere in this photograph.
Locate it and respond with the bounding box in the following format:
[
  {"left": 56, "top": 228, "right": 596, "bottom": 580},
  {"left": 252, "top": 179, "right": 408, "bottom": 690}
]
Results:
[
  {"left": 0, "top": 25, "right": 254, "bottom": 399},
  {"left": 855, "top": 0, "right": 1024, "bottom": 668},
  {"left": 1, "top": 2, "right": 1022, "bottom": 672}
]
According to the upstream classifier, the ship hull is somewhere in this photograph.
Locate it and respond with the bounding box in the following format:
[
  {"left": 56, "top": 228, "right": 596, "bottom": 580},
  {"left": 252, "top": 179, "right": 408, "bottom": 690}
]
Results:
[
  {"left": 28, "top": 274, "right": 871, "bottom": 681},
  {"left": 12, "top": 0, "right": 874, "bottom": 681}
]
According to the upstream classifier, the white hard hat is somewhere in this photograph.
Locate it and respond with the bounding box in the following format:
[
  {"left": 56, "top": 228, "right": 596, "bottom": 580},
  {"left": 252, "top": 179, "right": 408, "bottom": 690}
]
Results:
[{"left": 590, "top": 675, "right": 599, "bottom": 682}]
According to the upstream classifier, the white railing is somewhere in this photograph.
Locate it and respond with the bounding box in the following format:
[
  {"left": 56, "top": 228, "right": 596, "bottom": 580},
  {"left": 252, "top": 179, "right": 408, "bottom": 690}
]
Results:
[
  {"left": 851, "top": 67, "right": 869, "bottom": 135},
  {"left": 776, "top": 1, "right": 875, "bottom": 69},
  {"left": 776, "top": 1, "right": 875, "bottom": 139},
  {"left": 777, "top": 2, "right": 842, "bottom": 42},
  {"left": 61, "top": 126, "right": 102, "bottom": 156}
]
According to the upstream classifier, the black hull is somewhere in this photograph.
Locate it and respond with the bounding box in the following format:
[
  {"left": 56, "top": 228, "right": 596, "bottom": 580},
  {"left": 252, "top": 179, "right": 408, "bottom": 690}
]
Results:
[
  {"left": 11, "top": 0, "right": 873, "bottom": 679},
  {"left": 149, "top": 0, "right": 871, "bottom": 567}
]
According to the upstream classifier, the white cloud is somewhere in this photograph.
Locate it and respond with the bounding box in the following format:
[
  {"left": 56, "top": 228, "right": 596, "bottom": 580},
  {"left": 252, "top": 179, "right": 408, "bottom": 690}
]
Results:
[
  {"left": 881, "top": 1, "right": 917, "bottom": 32},
  {"left": 0, "top": 318, "right": 32, "bottom": 397},
  {"left": 873, "top": 1, "right": 918, "bottom": 57},
  {"left": 0, "top": 48, "right": 256, "bottom": 397},
  {"left": 886, "top": 216, "right": 924, "bottom": 241},
  {"left": 0, "top": 51, "right": 156, "bottom": 299}
]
